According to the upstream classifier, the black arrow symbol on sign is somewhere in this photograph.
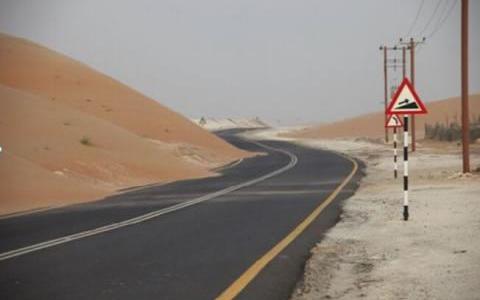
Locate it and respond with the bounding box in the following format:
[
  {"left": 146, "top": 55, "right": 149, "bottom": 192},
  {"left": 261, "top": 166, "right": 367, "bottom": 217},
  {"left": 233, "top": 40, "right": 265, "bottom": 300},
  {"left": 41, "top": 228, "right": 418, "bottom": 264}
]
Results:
[{"left": 399, "top": 99, "right": 410, "bottom": 105}]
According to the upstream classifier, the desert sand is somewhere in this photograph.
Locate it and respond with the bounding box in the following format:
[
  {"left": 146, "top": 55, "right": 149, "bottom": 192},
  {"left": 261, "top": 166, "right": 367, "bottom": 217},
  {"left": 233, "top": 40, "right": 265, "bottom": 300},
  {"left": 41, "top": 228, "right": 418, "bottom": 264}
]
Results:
[
  {"left": 0, "top": 33, "right": 250, "bottom": 215},
  {"left": 291, "top": 94, "right": 480, "bottom": 140},
  {"left": 246, "top": 128, "right": 480, "bottom": 300}
]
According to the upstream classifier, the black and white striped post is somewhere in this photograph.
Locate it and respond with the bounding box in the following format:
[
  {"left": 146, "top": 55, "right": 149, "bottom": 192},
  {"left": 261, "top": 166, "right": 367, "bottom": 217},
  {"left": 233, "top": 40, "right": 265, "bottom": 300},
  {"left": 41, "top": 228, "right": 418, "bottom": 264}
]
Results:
[
  {"left": 403, "top": 115, "right": 409, "bottom": 221},
  {"left": 393, "top": 127, "right": 398, "bottom": 179},
  {"left": 386, "top": 78, "right": 427, "bottom": 221},
  {"left": 386, "top": 114, "right": 401, "bottom": 179}
]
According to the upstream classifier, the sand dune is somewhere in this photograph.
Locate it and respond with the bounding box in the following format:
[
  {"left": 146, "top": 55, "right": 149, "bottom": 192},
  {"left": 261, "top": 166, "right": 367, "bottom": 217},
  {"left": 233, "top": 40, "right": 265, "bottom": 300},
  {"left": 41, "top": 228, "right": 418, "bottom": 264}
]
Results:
[
  {"left": 0, "top": 33, "right": 250, "bottom": 215},
  {"left": 292, "top": 94, "right": 480, "bottom": 139},
  {"left": 0, "top": 32, "right": 243, "bottom": 154}
]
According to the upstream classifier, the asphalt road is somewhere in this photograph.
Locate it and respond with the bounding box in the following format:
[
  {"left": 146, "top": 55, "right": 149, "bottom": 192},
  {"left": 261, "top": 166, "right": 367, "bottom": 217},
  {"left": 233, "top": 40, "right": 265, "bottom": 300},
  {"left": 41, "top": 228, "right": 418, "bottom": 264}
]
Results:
[{"left": 0, "top": 129, "right": 362, "bottom": 300}]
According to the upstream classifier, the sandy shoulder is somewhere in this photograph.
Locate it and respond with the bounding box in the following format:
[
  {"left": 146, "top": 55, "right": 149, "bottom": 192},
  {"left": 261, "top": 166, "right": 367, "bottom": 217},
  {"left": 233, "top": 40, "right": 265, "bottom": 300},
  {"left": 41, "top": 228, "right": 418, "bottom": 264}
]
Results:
[{"left": 247, "top": 128, "right": 480, "bottom": 300}]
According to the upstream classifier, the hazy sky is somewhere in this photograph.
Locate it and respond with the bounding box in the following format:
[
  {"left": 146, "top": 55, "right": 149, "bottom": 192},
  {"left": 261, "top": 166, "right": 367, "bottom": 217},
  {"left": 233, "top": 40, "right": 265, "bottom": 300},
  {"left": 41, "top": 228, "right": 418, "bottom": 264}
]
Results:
[{"left": 0, "top": 0, "right": 478, "bottom": 125}]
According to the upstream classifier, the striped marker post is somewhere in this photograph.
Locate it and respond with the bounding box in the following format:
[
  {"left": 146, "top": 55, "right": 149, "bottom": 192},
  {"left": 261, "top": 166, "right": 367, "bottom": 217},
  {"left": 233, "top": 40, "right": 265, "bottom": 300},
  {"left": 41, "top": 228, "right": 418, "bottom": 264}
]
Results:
[
  {"left": 386, "top": 114, "right": 402, "bottom": 179},
  {"left": 403, "top": 115, "right": 409, "bottom": 221},
  {"left": 393, "top": 127, "right": 398, "bottom": 179},
  {"left": 387, "top": 78, "right": 427, "bottom": 221}
]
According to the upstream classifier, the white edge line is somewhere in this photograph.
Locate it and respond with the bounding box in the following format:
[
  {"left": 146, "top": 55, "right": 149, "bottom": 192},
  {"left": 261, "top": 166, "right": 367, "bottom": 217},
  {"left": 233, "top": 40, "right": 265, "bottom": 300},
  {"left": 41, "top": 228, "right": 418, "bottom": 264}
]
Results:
[
  {"left": 213, "top": 158, "right": 244, "bottom": 172},
  {"left": 0, "top": 159, "right": 244, "bottom": 221},
  {"left": 225, "top": 158, "right": 244, "bottom": 170},
  {"left": 0, "top": 207, "right": 53, "bottom": 221},
  {"left": 0, "top": 140, "right": 297, "bottom": 262}
]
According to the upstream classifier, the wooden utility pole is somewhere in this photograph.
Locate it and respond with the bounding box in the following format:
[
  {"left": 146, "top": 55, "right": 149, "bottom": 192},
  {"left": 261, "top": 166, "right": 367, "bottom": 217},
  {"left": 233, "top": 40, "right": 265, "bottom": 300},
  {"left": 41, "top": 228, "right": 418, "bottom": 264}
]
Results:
[
  {"left": 410, "top": 38, "right": 417, "bottom": 152},
  {"left": 379, "top": 45, "right": 404, "bottom": 143},
  {"left": 383, "top": 46, "right": 389, "bottom": 143},
  {"left": 461, "top": 0, "right": 470, "bottom": 173},
  {"left": 402, "top": 46, "right": 406, "bottom": 82},
  {"left": 399, "top": 37, "right": 425, "bottom": 151}
]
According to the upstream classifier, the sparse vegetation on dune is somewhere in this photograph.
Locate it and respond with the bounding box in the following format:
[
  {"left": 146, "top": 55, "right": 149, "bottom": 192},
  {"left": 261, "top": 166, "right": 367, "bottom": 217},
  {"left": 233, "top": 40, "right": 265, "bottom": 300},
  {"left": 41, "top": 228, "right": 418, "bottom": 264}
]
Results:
[
  {"left": 80, "top": 136, "right": 92, "bottom": 146},
  {"left": 424, "top": 115, "right": 480, "bottom": 142}
]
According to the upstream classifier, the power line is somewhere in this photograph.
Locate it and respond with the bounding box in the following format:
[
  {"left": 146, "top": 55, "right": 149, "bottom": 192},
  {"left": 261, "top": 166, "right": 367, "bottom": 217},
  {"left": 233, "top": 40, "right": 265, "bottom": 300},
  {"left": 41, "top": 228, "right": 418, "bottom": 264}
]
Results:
[
  {"left": 426, "top": 0, "right": 459, "bottom": 38},
  {"left": 406, "top": 0, "right": 425, "bottom": 37},
  {"left": 415, "top": 42, "right": 426, "bottom": 54},
  {"left": 419, "top": 0, "right": 444, "bottom": 36},
  {"left": 431, "top": 0, "right": 452, "bottom": 30}
]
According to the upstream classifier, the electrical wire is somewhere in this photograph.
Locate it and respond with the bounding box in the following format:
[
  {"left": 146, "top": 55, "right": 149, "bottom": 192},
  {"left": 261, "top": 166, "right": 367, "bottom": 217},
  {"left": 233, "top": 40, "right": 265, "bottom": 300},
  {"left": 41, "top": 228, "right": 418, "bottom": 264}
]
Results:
[
  {"left": 431, "top": 0, "right": 452, "bottom": 31},
  {"left": 419, "top": 0, "right": 444, "bottom": 37},
  {"left": 406, "top": 0, "right": 426, "bottom": 37},
  {"left": 426, "top": 0, "right": 458, "bottom": 38},
  {"left": 415, "top": 42, "right": 426, "bottom": 54}
]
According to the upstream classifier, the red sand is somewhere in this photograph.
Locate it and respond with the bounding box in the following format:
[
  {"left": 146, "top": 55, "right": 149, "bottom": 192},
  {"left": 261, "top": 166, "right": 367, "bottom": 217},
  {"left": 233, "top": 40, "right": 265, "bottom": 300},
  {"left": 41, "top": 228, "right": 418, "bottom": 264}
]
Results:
[{"left": 0, "top": 33, "right": 251, "bottom": 215}]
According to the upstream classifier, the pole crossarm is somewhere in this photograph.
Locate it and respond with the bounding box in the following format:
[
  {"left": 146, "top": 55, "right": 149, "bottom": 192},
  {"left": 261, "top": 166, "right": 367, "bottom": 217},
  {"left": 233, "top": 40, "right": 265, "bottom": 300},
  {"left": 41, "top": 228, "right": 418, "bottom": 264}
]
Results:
[{"left": 398, "top": 37, "right": 426, "bottom": 47}]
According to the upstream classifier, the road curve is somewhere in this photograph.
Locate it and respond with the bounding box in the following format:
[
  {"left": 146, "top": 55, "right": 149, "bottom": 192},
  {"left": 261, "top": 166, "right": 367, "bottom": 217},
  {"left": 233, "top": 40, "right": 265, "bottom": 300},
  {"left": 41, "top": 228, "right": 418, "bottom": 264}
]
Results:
[
  {"left": 0, "top": 129, "right": 362, "bottom": 300},
  {"left": 0, "top": 139, "right": 297, "bottom": 262}
]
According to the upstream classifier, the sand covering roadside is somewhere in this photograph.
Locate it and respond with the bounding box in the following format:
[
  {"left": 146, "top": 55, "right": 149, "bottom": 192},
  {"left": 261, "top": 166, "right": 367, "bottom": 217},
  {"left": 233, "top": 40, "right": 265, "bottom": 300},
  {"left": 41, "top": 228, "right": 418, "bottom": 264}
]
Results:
[
  {"left": 247, "top": 129, "right": 480, "bottom": 300},
  {"left": 0, "top": 33, "right": 251, "bottom": 215}
]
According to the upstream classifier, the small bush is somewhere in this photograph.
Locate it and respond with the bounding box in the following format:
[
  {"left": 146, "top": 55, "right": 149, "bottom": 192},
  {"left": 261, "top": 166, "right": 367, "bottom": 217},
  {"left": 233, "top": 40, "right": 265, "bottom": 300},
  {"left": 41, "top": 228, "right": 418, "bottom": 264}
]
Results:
[
  {"left": 80, "top": 136, "right": 92, "bottom": 146},
  {"left": 425, "top": 116, "right": 480, "bottom": 143}
]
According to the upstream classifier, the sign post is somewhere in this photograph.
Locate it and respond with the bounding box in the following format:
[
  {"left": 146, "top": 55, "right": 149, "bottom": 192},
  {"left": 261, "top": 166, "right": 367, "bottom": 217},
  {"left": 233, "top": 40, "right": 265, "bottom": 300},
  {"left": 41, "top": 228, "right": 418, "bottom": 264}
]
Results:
[
  {"left": 403, "top": 115, "right": 409, "bottom": 220},
  {"left": 387, "top": 78, "right": 427, "bottom": 221},
  {"left": 385, "top": 114, "right": 403, "bottom": 179}
]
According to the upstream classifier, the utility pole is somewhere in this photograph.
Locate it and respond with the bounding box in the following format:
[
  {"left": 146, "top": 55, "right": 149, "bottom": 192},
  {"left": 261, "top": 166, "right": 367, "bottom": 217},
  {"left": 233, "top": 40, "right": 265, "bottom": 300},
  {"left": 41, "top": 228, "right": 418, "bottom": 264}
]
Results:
[
  {"left": 383, "top": 46, "right": 389, "bottom": 143},
  {"left": 379, "top": 45, "right": 404, "bottom": 143},
  {"left": 461, "top": 0, "right": 470, "bottom": 173},
  {"left": 399, "top": 37, "right": 426, "bottom": 152},
  {"left": 390, "top": 85, "right": 398, "bottom": 99},
  {"left": 410, "top": 38, "right": 417, "bottom": 152},
  {"left": 402, "top": 46, "right": 406, "bottom": 79}
]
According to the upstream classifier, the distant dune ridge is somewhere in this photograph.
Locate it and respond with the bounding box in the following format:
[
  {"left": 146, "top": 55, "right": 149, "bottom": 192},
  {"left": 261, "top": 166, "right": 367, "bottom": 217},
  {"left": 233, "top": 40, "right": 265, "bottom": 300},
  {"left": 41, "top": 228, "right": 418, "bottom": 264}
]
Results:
[
  {"left": 291, "top": 94, "right": 480, "bottom": 140},
  {"left": 0, "top": 33, "right": 250, "bottom": 215}
]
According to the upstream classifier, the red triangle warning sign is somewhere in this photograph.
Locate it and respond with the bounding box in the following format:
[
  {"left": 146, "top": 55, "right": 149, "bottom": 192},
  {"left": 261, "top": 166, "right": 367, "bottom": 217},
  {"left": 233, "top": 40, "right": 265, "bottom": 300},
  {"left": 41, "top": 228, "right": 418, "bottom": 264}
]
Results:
[
  {"left": 387, "top": 78, "right": 427, "bottom": 115},
  {"left": 385, "top": 114, "right": 403, "bottom": 128}
]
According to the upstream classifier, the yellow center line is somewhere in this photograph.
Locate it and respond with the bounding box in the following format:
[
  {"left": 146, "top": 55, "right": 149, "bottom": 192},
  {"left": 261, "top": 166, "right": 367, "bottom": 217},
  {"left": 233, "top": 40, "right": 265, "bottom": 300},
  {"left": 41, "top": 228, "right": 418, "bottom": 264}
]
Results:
[{"left": 215, "top": 153, "right": 359, "bottom": 300}]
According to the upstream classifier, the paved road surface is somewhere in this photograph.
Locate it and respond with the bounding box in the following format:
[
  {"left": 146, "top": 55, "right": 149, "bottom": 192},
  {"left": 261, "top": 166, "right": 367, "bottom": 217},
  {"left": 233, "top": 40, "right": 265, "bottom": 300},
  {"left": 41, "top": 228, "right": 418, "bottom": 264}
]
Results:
[{"left": 0, "top": 129, "right": 362, "bottom": 299}]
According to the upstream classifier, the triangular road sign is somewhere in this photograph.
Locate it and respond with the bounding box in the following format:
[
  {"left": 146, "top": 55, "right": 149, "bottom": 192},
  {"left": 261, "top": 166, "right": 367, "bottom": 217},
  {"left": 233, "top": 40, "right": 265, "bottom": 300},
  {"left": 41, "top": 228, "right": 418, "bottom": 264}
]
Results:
[
  {"left": 385, "top": 114, "right": 403, "bottom": 128},
  {"left": 387, "top": 78, "right": 427, "bottom": 114}
]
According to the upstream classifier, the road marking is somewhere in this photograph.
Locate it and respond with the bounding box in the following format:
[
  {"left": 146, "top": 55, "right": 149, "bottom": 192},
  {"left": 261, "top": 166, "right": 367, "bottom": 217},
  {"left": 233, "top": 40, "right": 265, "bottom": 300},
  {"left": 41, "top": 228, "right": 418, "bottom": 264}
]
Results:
[
  {"left": 0, "top": 207, "right": 53, "bottom": 221},
  {"left": 224, "top": 158, "right": 244, "bottom": 170},
  {"left": 0, "top": 140, "right": 297, "bottom": 262},
  {"left": 213, "top": 158, "right": 244, "bottom": 172},
  {"left": 216, "top": 153, "right": 358, "bottom": 300}
]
